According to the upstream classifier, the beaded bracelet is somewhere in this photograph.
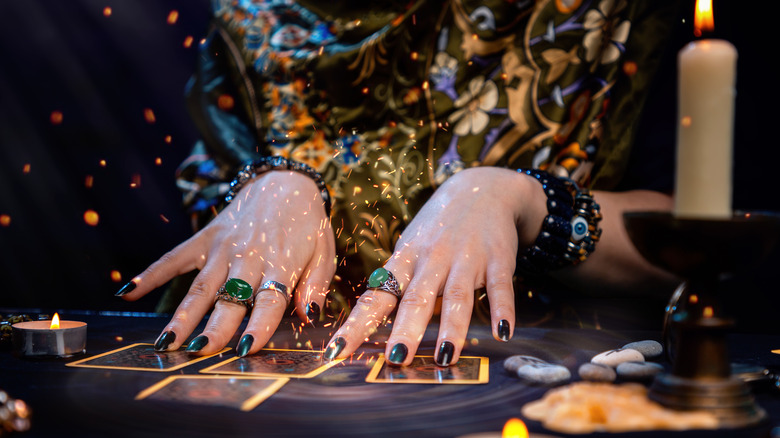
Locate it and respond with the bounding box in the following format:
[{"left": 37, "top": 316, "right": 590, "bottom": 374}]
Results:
[
  {"left": 225, "top": 156, "right": 332, "bottom": 217},
  {"left": 516, "top": 169, "right": 602, "bottom": 275}
]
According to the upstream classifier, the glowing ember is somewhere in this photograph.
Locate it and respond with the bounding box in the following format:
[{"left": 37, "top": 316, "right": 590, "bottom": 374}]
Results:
[
  {"left": 50, "top": 313, "right": 60, "bottom": 329},
  {"left": 84, "top": 209, "right": 99, "bottom": 226},
  {"left": 130, "top": 173, "right": 141, "bottom": 188},
  {"left": 703, "top": 306, "right": 714, "bottom": 318},
  {"left": 103, "top": 7, "right": 112, "bottom": 16},
  {"left": 50, "top": 110, "right": 63, "bottom": 125},
  {"left": 85, "top": 175, "right": 94, "bottom": 188},
  {"left": 143, "top": 108, "right": 156, "bottom": 123},
  {"left": 217, "top": 94, "right": 235, "bottom": 110},
  {"left": 167, "top": 10, "right": 179, "bottom": 24},
  {"left": 502, "top": 418, "right": 529, "bottom": 438},
  {"left": 183, "top": 36, "right": 194, "bottom": 48},
  {"left": 110, "top": 270, "right": 122, "bottom": 282},
  {"left": 0, "top": 214, "right": 10, "bottom": 227},
  {"left": 23, "top": 163, "right": 31, "bottom": 173},
  {"left": 155, "top": 157, "right": 162, "bottom": 165},
  {"left": 99, "top": 159, "right": 107, "bottom": 167},
  {"left": 164, "top": 135, "right": 172, "bottom": 143},
  {"left": 694, "top": 0, "right": 714, "bottom": 37}
]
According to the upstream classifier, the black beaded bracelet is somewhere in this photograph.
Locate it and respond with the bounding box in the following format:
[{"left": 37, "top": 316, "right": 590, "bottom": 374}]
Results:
[
  {"left": 225, "top": 156, "right": 332, "bottom": 218},
  {"left": 516, "top": 169, "right": 602, "bottom": 275}
]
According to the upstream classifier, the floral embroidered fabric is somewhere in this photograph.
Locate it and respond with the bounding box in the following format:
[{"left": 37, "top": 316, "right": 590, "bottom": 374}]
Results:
[{"left": 170, "top": 0, "right": 677, "bottom": 312}]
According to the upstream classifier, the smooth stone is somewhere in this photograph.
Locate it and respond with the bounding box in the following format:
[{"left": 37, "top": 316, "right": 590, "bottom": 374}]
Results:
[
  {"left": 225, "top": 278, "right": 253, "bottom": 300},
  {"left": 591, "top": 348, "right": 644, "bottom": 368},
  {"left": 368, "top": 268, "right": 389, "bottom": 288},
  {"left": 578, "top": 362, "right": 617, "bottom": 382},
  {"left": 616, "top": 361, "right": 664, "bottom": 380},
  {"left": 503, "top": 355, "right": 550, "bottom": 373},
  {"left": 622, "top": 340, "right": 663, "bottom": 359},
  {"left": 517, "top": 363, "right": 571, "bottom": 385}
]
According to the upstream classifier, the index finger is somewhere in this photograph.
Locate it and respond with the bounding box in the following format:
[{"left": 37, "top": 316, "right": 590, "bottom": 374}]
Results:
[{"left": 115, "top": 236, "right": 205, "bottom": 301}]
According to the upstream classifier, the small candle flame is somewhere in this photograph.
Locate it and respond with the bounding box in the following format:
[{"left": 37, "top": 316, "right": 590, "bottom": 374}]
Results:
[
  {"left": 50, "top": 313, "right": 60, "bottom": 329},
  {"left": 502, "top": 418, "right": 529, "bottom": 438},
  {"left": 693, "top": 0, "right": 714, "bottom": 37}
]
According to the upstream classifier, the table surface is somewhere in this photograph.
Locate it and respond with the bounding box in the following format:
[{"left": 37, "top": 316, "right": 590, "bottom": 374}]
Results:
[{"left": 1, "top": 310, "right": 778, "bottom": 438}]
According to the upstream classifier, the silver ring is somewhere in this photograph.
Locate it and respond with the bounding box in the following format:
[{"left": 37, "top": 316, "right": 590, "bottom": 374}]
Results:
[
  {"left": 367, "top": 268, "right": 401, "bottom": 298},
  {"left": 257, "top": 280, "right": 292, "bottom": 305}
]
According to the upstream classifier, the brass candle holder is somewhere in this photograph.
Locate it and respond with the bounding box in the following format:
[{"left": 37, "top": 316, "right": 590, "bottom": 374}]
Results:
[{"left": 623, "top": 211, "right": 780, "bottom": 428}]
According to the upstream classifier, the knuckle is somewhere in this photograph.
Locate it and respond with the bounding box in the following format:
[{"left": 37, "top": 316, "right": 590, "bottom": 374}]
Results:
[
  {"left": 187, "top": 281, "right": 215, "bottom": 301},
  {"left": 443, "top": 283, "right": 474, "bottom": 302},
  {"left": 253, "top": 291, "right": 287, "bottom": 310},
  {"left": 399, "top": 291, "right": 433, "bottom": 309}
]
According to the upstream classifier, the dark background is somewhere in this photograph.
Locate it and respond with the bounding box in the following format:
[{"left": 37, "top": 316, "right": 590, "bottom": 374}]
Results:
[{"left": 1, "top": 1, "right": 778, "bottom": 327}]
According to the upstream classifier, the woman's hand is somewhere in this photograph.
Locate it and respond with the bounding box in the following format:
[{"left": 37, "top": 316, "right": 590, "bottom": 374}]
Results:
[
  {"left": 323, "top": 167, "right": 546, "bottom": 365},
  {"left": 117, "top": 171, "right": 335, "bottom": 356}
]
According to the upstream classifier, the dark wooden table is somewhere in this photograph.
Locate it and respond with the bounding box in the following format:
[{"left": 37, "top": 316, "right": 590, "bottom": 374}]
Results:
[{"left": 1, "top": 310, "right": 778, "bottom": 438}]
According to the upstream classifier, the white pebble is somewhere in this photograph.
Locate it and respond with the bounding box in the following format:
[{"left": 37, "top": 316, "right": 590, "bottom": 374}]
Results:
[
  {"left": 517, "top": 363, "right": 571, "bottom": 385},
  {"left": 503, "top": 355, "right": 549, "bottom": 373},
  {"left": 591, "top": 348, "right": 644, "bottom": 368}
]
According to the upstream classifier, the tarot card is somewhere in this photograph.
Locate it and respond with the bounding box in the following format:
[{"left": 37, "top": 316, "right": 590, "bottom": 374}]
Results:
[
  {"left": 365, "top": 355, "right": 489, "bottom": 384},
  {"left": 135, "top": 375, "right": 287, "bottom": 411},
  {"left": 66, "top": 343, "right": 230, "bottom": 372},
  {"left": 200, "top": 348, "right": 344, "bottom": 378}
]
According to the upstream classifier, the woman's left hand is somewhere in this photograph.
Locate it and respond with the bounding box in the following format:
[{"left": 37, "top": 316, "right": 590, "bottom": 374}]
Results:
[{"left": 323, "top": 167, "right": 547, "bottom": 365}]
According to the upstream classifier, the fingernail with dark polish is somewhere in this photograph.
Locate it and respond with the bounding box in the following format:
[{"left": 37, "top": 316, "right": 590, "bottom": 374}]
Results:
[
  {"left": 324, "top": 337, "right": 346, "bottom": 361},
  {"left": 387, "top": 343, "right": 408, "bottom": 365},
  {"left": 186, "top": 335, "right": 209, "bottom": 353},
  {"left": 436, "top": 341, "right": 454, "bottom": 367},
  {"left": 498, "top": 319, "right": 511, "bottom": 342},
  {"left": 306, "top": 302, "right": 320, "bottom": 322},
  {"left": 154, "top": 331, "right": 176, "bottom": 351},
  {"left": 237, "top": 334, "right": 254, "bottom": 357},
  {"left": 115, "top": 280, "right": 137, "bottom": 296}
]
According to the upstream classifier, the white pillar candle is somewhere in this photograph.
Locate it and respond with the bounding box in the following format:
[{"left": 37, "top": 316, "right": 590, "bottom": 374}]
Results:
[{"left": 674, "top": 38, "right": 737, "bottom": 218}]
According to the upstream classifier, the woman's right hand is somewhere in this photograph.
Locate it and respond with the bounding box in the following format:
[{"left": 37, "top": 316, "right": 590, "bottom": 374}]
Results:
[{"left": 116, "top": 170, "right": 336, "bottom": 356}]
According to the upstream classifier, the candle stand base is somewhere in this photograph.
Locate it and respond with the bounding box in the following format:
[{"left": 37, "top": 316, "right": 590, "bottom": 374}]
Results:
[{"left": 624, "top": 212, "right": 780, "bottom": 429}]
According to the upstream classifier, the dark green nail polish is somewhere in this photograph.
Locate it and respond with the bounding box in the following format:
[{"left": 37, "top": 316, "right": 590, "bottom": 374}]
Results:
[
  {"left": 237, "top": 334, "right": 254, "bottom": 357},
  {"left": 387, "top": 343, "right": 408, "bottom": 365},
  {"left": 115, "top": 280, "right": 136, "bottom": 296},
  {"left": 436, "top": 341, "right": 454, "bottom": 366},
  {"left": 186, "top": 335, "right": 209, "bottom": 352},
  {"left": 498, "top": 319, "right": 511, "bottom": 342},
  {"left": 305, "top": 302, "right": 320, "bottom": 321},
  {"left": 324, "top": 337, "right": 346, "bottom": 361},
  {"left": 154, "top": 331, "right": 176, "bottom": 351}
]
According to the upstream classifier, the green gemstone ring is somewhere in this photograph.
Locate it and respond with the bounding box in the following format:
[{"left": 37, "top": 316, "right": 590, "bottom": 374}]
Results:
[
  {"left": 367, "top": 267, "right": 401, "bottom": 298},
  {"left": 216, "top": 278, "right": 254, "bottom": 311}
]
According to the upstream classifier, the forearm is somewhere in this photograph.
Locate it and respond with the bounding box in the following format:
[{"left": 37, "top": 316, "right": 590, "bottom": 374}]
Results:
[{"left": 553, "top": 190, "right": 679, "bottom": 296}]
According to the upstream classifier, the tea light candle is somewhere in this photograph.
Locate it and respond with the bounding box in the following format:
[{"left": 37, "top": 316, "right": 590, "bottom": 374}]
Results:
[
  {"left": 11, "top": 313, "right": 87, "bottom": 358},
  {"left": 674, "top": 0, "right": 737, "bottom": 218}
]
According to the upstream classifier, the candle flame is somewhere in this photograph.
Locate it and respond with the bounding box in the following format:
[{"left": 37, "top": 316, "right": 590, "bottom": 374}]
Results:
[
  {"left": 502, "top": 418, "right": 529, "bottom": 438},
  {"left": 694, "top": 0, "right": 714, "bottom": 37},
  {"left": 50, "top": 313, "right": 60, "bottom": 329}
]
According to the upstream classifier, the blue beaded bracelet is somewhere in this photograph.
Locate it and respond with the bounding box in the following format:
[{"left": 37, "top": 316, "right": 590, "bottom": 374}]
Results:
[
  {"left": 225, "top": 156, "right": 331, "bottom": 217},
  {"left": 517, "top": 169, "right": 602, "bottom": 274}
]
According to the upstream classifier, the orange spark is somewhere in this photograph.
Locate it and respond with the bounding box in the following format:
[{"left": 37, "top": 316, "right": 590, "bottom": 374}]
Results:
[
  {"left": 85, "top": 175, "right": 94, "bottom": 188},
  {"left": 103, "top": 7, "right": 112, "bottom": 16},
  {"left": 143, "top": 108, "right": 156, "bottom": 123},
  {"left": 22, "top": 163, "right": 31, "bottom": 173},
  {"left": 84, "top": 210, "right": 99, "bottom": 226},
  {"left": 167, "top": 10, "right": 179, "bottom": 24},
  {"left": 50, "top": 111, "right": 63, "bottom": 125},
  {"left": 0, "top": 215, "right": 10, "bottom": 227},
  {"left": 110, "top": 270, "right": 122, "bottom": 282},
  {"left": 164, "top": 135, "right": 172, "bottom": 144},
  {"left": 183, "top": 36, "right": 193, "bottom": 48}
]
